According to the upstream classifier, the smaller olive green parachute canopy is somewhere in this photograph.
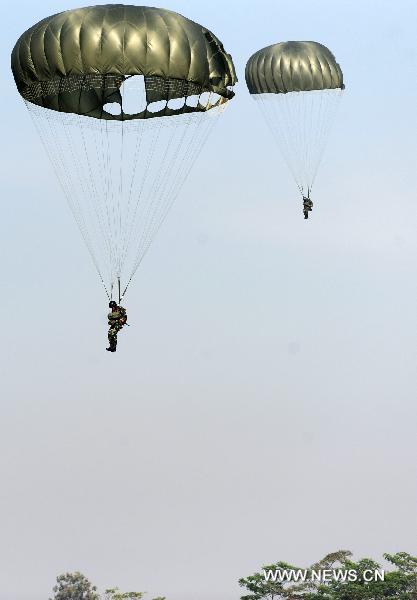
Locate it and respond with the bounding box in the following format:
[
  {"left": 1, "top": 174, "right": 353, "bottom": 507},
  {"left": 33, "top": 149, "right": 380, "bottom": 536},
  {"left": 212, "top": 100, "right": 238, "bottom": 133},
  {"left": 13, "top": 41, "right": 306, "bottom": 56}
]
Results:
[
  {"left": 11, "top": 4, "right": 237, "bottom": 120},
  {"left": 245, "top": 41, "right": 344, "bottom": 95},
  {"left": 245, "top": 41, "right": 345, "bottom": 215}
]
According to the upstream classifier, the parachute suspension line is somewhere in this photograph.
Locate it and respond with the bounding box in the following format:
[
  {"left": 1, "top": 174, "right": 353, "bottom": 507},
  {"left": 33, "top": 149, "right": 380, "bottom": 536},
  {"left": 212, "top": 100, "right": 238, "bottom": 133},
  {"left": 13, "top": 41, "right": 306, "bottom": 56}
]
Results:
[
  {"left": 302, "top": 89, "right": 338, "bottom": 202},
  {"left": 99, "top": 272, "right": 111, "bottom": 301},
  {"left": 130, "top": 116, "right": 195, "bottom": 275},
  {"left": 99, "top": 75, "right": 118, "bottom": 278},
  {"left": 307, "top": 90, "right": 318, "bottom": 189},
  {"left": 116, "top": 105, "right": 125, "bottom": 278},
  {"left": 78, "top": 108, "right": 113, "bottom": 272},
  {"left": 159, "top": 103, "right": 221, "bottom": 221},
  {"left": 282, "top": 90, "right": 308, "bottom": 194},
  {"left": 306, "top": 89, "right": 323, "bottom": 191},
  {"left": 58, "top": 111, "right": 101, "bottom": 268},
  {"left": 126, "top": 103, "right": 221, "bottom": 291},
  {"left": 105, "top": 118, "right": 120, "bottom": 288},
  {"left": 25, "top": 101, "right": 110, "bottom": 299},
  {"left": 119, "top": 104, "right": 147, "bottom": 273},
  {"left": 95, "top": 86, "right": 118, "bottom": 284},
  {"left": 28, "top": 93, "right": 231, "bottom": 303},
  {"left": 119, "top": 115, "right": 171, "bottom": 299},
  {"left": 120, "top": 101, "right": 220, "bottom": 300},
  {"left": 274, "top": 93, "right": 293, "bottom": 190},
  {"left": 166, "top": 101, "right": 221, "bottom": 218},
  {"left": 256, "top": 94, "right": 302, "bottom": 195},
  {"left": 59, "top": 111, "right": 112, "bottom": 295},
  {"left": 132, "top": 113, "right": 180, "bottom": 254},
  {"left": 118, "top": 115, "right": 165, "bottom": 290},
  {"left": 104, "top": 119, "right": 114, "bottom": 286},
  {"left": 255, "top": 88, "right": 343, "bottom": 201},
  {"left": 62, "top": 111, "right": 110, "bottom": 287},
  {"left": 133, "top": 108, "right": 187, "bottom": 264},
  {"left": 300, "top": 91, "right": 312, "bottom": 194}
]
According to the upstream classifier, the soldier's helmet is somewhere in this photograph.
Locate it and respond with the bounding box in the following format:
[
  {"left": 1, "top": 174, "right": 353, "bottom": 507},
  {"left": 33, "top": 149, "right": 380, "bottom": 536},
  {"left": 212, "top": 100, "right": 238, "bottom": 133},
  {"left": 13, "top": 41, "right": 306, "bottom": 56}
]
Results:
[{"left": 109, "top": 300, "right": 118, "bottom": 309}]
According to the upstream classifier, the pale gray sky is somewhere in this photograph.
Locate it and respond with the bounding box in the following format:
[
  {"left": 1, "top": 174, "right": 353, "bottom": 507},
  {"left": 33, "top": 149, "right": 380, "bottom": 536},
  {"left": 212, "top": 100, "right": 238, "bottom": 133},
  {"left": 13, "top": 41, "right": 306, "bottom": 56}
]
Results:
[{"left": 1, "top": 1, "right": 416, "bottom": 599}]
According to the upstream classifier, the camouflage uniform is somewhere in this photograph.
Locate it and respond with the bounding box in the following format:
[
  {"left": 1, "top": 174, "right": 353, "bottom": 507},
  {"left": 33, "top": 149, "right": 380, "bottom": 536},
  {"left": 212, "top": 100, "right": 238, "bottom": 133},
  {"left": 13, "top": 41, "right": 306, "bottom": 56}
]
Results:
[
  {"left": 107, "top": 305, "right": 127, "bottom": 351},
  {"left": 303, "top": 196, "right": 313, "bottom": 219}
]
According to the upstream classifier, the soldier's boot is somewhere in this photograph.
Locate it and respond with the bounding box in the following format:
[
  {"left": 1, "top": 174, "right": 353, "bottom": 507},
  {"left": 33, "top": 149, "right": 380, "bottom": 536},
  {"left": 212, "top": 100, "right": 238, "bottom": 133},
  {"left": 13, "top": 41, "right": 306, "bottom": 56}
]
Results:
[{"left": 106, "top": 336, "right": 117, "bottom": 352}]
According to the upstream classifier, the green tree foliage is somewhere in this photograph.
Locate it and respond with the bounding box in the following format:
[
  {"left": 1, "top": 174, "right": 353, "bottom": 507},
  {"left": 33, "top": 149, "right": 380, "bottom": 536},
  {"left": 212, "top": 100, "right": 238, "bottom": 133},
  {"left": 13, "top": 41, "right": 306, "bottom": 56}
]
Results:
[
  {"left": 104, "top": 587, "right": 165, "bottom": 600},
  {"left": 239, "top": 560, "right": 301, "bottom": 600},
  {"left": 49, "top": 572, "right": 99, "bottom": 600},
  {"left": 239, "top": 552, "right": 417, "bottom": 600},
  {"left": 104, "top": 590, "right": 144, "bottom": 600},
  {"left": 50, "top": 575, "right": 165, "bottom": 600}
]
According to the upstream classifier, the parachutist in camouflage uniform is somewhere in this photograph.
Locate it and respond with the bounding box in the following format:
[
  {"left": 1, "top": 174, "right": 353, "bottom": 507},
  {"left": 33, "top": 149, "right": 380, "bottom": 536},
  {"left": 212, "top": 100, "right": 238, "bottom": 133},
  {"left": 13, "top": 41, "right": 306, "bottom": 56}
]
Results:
[
  {"left": 303, "top": 196, "right": 313, "bottom": 219},
  {"left": 107, "top": 300, "right": 127, "bottom": 352}
]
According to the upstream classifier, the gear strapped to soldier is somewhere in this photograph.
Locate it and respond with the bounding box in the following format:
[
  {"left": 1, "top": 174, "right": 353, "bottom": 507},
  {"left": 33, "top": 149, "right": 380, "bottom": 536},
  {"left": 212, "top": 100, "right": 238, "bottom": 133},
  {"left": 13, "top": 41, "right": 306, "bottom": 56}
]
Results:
[{"left": 107, "top": 300, "right": 127, "bottom": 352}]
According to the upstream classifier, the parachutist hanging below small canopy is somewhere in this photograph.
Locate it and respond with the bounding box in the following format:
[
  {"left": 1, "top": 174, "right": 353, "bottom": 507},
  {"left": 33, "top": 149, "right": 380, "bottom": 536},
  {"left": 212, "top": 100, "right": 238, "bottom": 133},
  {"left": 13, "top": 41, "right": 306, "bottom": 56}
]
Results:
[
  {"left": 245, "top": 41, "right": 344, "bottom": 218},
  {"left": 303, "top": 196, "right": 313, "bottom": 219},
  {"left": 107, "top": 301, "right": 127, "bottom": 353}
]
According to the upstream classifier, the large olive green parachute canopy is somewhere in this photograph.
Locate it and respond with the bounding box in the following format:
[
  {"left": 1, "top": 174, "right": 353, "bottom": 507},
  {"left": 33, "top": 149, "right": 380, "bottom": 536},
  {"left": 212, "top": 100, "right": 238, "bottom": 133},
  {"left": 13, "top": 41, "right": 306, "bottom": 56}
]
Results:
[
  {"left": 12, "top": 4, "right": 236, "bottom": 120},
  {"left": 245, "top": 41, "right": 344, "bottom": 95},
  {"left": 12, "top": 5, "right": 236, "bottom": 301}
]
